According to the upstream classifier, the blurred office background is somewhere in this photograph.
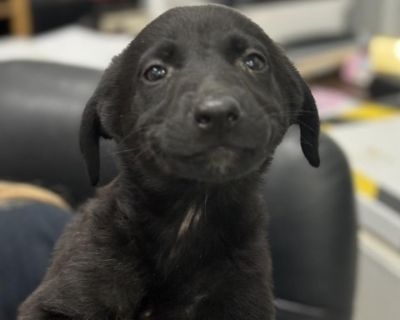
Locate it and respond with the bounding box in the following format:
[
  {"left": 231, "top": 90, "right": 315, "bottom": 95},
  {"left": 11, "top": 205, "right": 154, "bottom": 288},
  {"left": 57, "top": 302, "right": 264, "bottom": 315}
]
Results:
[{"left": 0, "top": 1, "right": 400, "bottom": 320}]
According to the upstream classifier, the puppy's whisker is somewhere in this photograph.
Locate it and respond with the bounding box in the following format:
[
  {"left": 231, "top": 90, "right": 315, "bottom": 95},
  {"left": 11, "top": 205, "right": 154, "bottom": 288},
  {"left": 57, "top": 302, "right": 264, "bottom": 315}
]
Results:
[
  {"left": 113, "top": 142, "right": 144, "bottom": 156},
  {"left": 114, "top": 148, "right": 139, "bottom": 155},
  {"left": 115, "top": 147, "right": 148, "bottom": 161},
  {"left": 126, "top": 146, "right": 158, "bottom": 164},
  {"left": 266, "top": 110, "right": 319, "bottom": 117},
  {"left": 117, "top": 126, "right": 150, "bottom": 146}
]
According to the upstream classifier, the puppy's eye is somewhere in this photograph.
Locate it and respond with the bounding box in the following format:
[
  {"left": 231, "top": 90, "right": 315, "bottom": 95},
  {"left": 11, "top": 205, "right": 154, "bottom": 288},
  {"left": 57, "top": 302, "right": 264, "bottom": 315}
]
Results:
[
  {"left": 144, "top": 65, "right": 167, "bottom": 82},
  {"left": 243, "top": 53, "right": 265, "bottom": 71}
]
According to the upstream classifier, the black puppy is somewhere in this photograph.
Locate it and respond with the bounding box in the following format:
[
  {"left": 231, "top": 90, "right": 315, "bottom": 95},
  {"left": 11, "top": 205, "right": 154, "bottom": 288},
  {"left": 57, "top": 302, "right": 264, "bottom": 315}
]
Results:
[{"left": 19, "top": 5, "right": 319, "bottom": 320}]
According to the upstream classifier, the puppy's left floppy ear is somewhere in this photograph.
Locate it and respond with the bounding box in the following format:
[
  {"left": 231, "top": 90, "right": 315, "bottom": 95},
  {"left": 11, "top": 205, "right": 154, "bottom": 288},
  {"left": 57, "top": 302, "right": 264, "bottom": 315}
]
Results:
[
  {"left": 268, "top": 41, "right": 320, "bottom": 167},
  {"left": 296, "top": 79, "right": 320, "bottom": 167}
]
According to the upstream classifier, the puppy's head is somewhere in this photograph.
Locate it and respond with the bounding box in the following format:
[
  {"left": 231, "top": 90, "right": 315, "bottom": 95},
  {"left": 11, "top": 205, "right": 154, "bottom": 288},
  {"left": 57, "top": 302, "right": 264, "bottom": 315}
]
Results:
[{"left": 80, "top": 5, "right": 320, "bottom": 185}]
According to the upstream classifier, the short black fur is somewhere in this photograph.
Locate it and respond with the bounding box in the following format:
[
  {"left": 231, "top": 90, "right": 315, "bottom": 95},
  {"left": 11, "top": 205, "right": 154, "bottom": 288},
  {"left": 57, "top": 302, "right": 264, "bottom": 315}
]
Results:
[{"left": 18, "top": 5, "right": 319, "bottom": 320}]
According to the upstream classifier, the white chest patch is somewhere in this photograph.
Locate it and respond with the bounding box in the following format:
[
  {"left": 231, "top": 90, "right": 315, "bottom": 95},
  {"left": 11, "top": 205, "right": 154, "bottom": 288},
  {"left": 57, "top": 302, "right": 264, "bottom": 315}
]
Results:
[
  {"left": 178, "top": 206, "right": 202, "bottom": 238},
  {"left": 168, "top": 205, "right": 203, "bottom": 261}
]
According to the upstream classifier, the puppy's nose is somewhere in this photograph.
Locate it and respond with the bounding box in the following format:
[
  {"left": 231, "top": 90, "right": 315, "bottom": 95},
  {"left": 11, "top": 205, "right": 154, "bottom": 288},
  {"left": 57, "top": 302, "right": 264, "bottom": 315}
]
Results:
[{"left": 194, "top": 96, "right": 241, "bottom": 130}]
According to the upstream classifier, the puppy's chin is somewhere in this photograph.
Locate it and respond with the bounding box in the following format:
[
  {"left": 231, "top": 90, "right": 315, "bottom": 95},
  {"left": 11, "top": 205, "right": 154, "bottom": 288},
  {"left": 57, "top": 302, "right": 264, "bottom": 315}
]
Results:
[{"left": 158, "top": 146, "right": 267, "bottom": 183}]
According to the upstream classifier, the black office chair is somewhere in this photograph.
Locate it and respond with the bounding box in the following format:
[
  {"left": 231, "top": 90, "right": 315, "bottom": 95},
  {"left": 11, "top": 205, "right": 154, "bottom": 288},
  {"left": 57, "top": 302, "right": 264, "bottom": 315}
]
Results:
[{"left": 0, "top": 61, "right": 357, "bottom": 320}]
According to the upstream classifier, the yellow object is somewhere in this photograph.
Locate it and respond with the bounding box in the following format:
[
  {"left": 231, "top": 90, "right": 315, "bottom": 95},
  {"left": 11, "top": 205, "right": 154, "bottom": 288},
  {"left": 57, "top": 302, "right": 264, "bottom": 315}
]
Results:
[
  {"left": 0, "top": 182, "right": 70, "bottom": 209},
  {"left": 342, "top": 102, "right": 400, "bottom": 121},
  {"left": 369, "top": 36, "right": 400, "bottom": 76},
  {"left": 353, "top": 171, "right": 378, "bottom": 199}
]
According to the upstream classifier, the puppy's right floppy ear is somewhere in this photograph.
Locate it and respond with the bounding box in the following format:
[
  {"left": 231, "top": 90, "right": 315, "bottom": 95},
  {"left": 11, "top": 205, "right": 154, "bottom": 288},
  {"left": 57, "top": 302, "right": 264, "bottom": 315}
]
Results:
[
  {"left": 79, "top": 56, "right": 122, "bottom": 185},
  {"left": 80, "top": 97, "right": 106, "bottom": 186}
]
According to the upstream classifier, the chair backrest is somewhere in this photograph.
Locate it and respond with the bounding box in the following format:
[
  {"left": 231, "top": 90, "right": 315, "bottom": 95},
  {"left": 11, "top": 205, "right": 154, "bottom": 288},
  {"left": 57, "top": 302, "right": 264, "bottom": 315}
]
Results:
[{"left": 0, "top": 61, "right": 117, "bottom": 206}]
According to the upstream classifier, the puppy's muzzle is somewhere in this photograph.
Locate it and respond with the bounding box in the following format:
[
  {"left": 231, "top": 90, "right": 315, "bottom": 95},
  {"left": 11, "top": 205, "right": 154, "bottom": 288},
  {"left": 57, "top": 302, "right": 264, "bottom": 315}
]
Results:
[{"left": 193, "top": 96, "right": 242, "bottom": 131}]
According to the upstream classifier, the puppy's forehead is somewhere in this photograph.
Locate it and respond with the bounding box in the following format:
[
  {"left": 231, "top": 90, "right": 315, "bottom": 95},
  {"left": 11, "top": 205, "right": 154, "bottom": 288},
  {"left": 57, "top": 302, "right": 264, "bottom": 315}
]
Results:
[{"left": 136, "top": 6, "right": 266, "bottom": 50}]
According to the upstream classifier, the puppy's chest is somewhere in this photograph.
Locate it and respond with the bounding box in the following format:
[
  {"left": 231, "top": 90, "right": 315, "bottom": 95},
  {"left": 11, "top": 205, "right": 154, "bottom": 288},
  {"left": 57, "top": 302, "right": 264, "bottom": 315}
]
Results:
[
  {"left": 131, "top": 203, "right": 249, "bottom": 319},
  {"left": 167, "top": 205, "right": 203, "bottom": 256},
  {"left": 133, "top": 208, "right": 215, "bottom": 319},
  {"left": 151, "top": 202, "right": 244, "bottom": 274},
  {"left": 136, "top": 286, "right": 207, "bottom": 320},
  {"left": 149, "top": 205, "right": 205, "bottom": 265}
]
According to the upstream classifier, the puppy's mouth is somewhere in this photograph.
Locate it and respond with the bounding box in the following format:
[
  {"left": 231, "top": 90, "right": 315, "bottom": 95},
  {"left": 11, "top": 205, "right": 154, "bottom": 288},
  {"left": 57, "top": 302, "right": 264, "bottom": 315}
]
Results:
[
  {"left": 174, "top": 146, "right": 238, "bottom": 173},
  {"left": 155, "top": 143, "right": 265, "bottom": 183}
]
